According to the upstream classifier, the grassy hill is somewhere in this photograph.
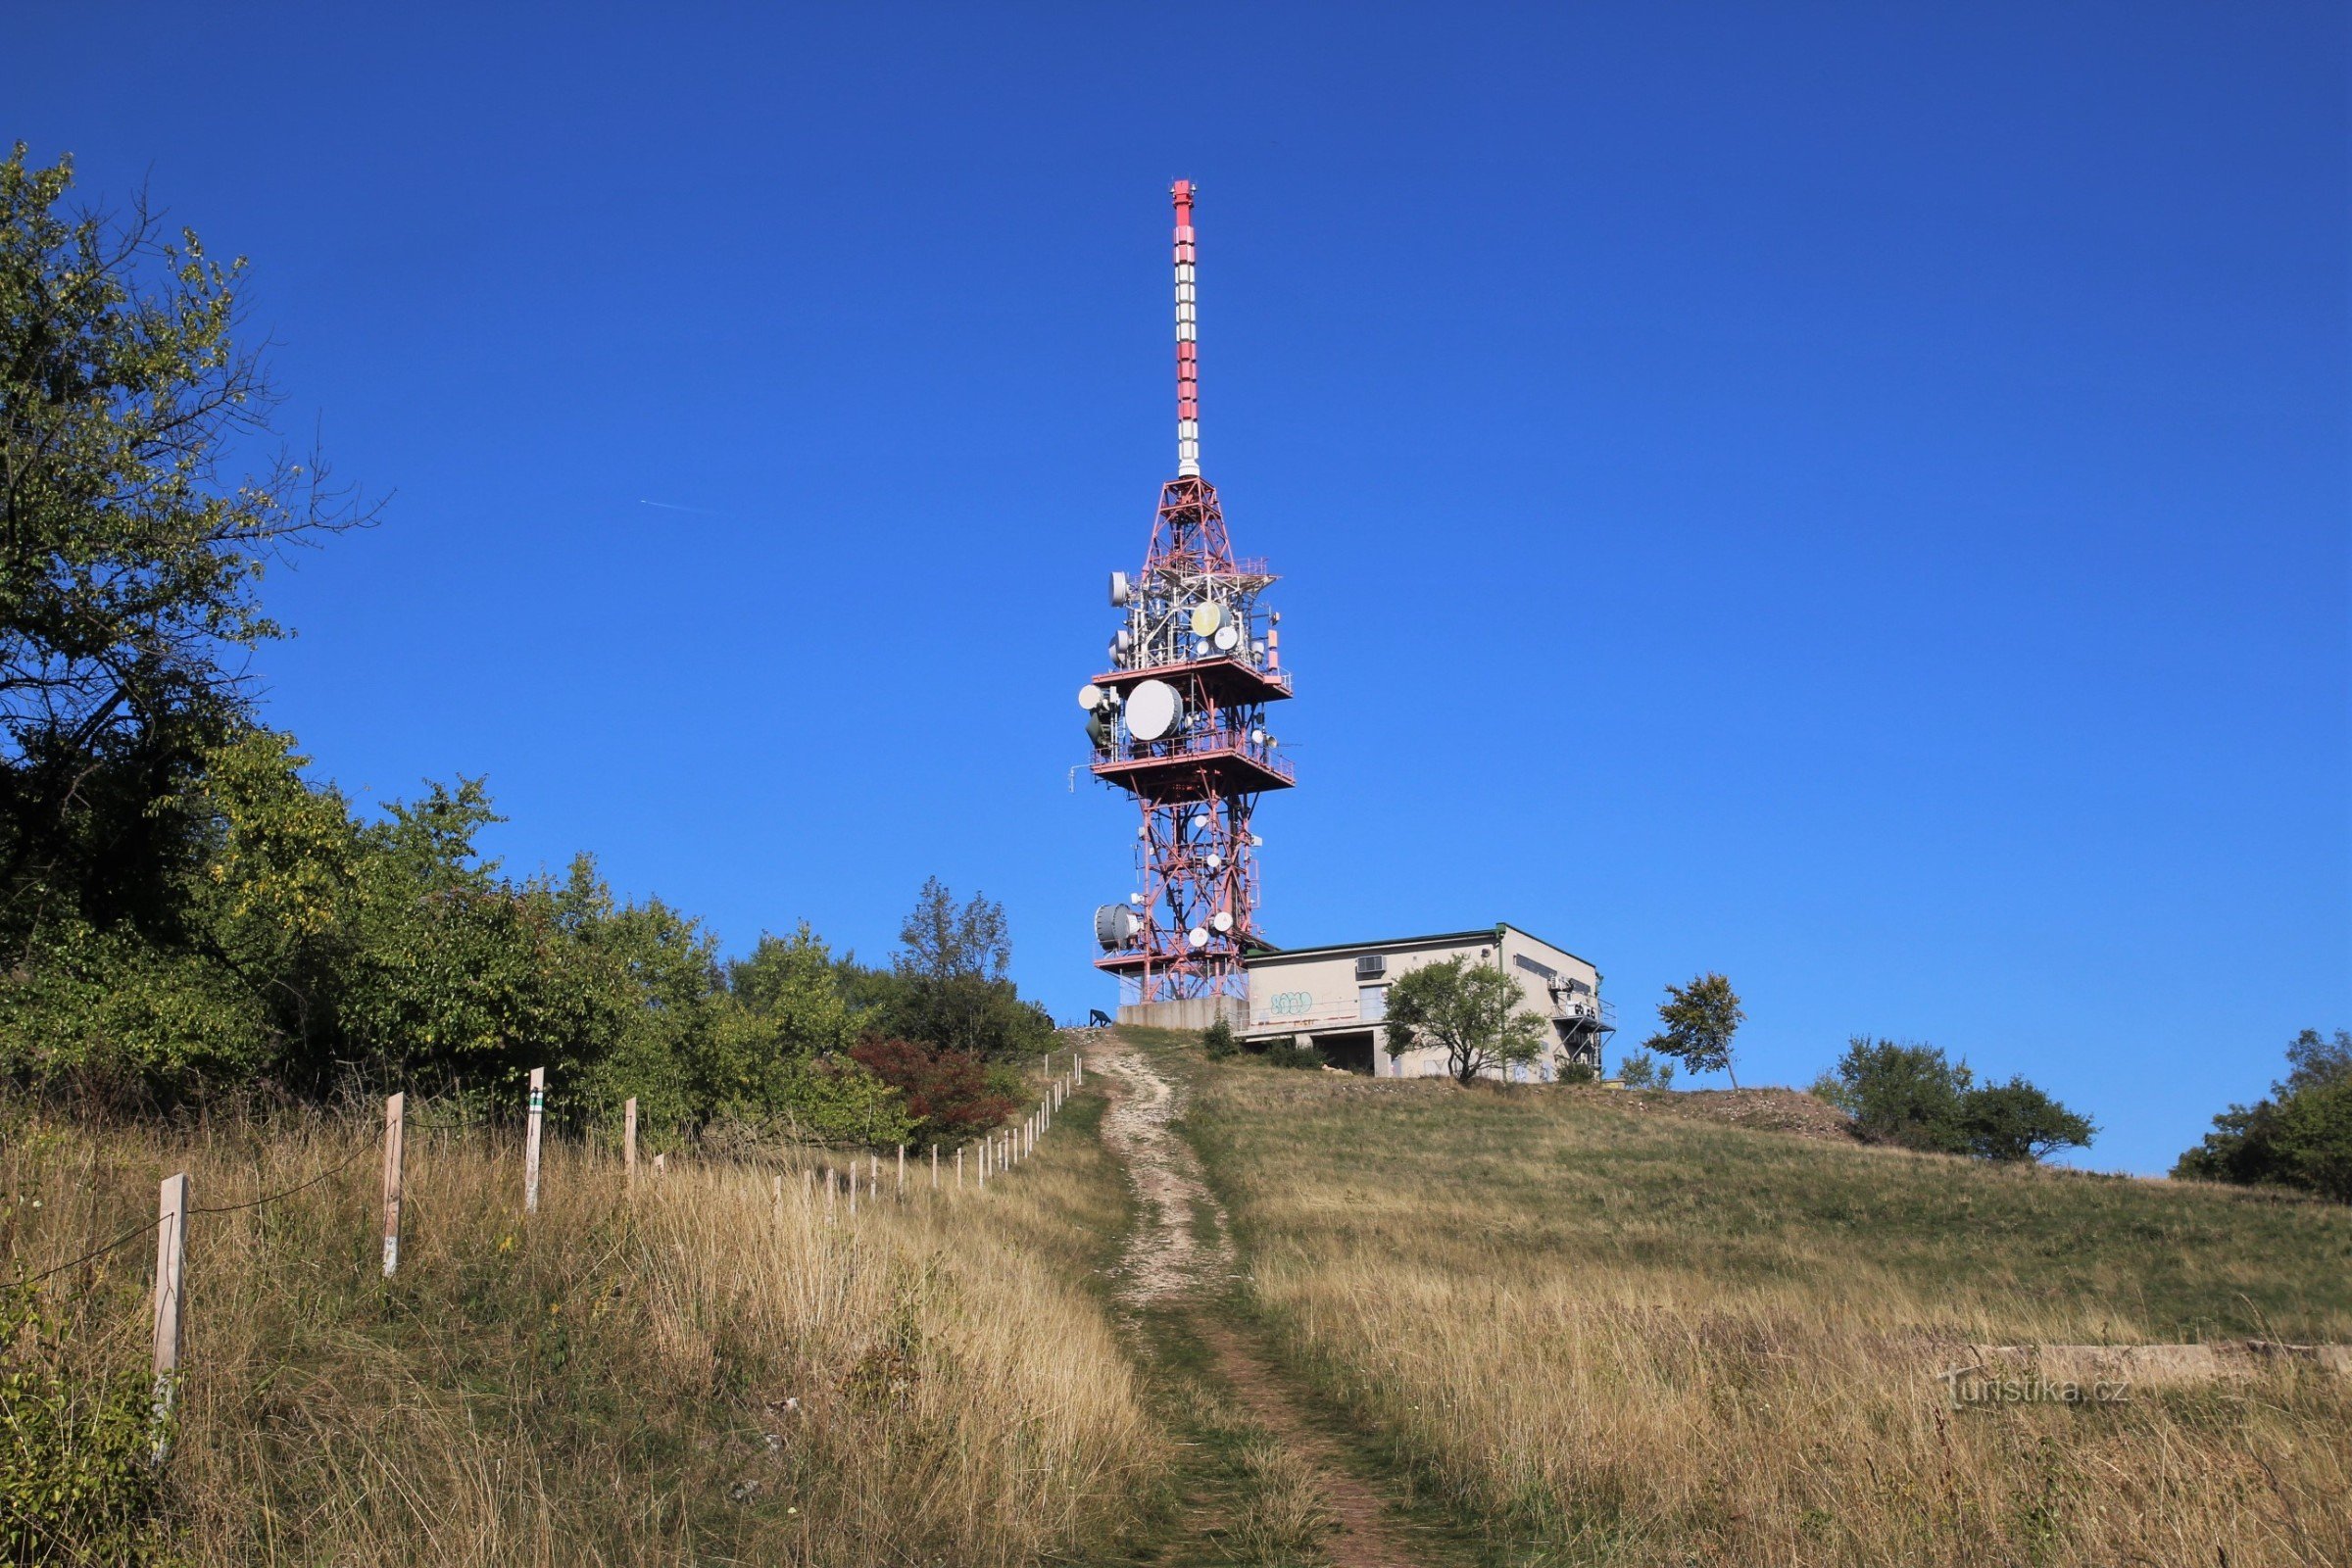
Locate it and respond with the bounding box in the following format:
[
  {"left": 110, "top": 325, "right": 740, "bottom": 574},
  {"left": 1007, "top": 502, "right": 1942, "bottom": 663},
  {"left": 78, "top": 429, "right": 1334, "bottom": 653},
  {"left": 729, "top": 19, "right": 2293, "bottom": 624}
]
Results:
[
  {"left": 9, "top": 1040, "right": 2347, "bottom": 1567},
  {"left": 2, "top": 1093, "right": 1153, "bottom": 1567},
  {"left": 1184, "top": 1055, "right": 2352, "bottom": 1567}
]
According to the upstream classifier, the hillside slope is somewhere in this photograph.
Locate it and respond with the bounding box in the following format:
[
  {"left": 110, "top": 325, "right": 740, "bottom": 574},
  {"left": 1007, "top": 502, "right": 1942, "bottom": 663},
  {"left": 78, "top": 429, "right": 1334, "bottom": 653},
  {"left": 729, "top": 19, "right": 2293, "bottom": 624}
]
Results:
[{"left": 1183, "top": 1051, "right": 2352, "bottom": 1568}]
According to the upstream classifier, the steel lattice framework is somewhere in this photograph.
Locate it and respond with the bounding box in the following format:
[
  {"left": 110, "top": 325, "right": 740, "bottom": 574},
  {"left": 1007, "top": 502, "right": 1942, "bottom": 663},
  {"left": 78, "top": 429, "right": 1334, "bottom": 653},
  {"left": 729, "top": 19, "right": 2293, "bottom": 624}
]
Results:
[{"left": 1082, "top": 181, "right": 1296, "bottom": 1003}]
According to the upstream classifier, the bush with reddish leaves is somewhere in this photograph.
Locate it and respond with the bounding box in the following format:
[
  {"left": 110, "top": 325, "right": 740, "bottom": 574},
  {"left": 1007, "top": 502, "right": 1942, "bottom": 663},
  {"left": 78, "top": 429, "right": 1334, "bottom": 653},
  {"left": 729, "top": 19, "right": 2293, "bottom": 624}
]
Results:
[{"left": 850, "top": 1036, "right": 1015, "bottom": 1139}]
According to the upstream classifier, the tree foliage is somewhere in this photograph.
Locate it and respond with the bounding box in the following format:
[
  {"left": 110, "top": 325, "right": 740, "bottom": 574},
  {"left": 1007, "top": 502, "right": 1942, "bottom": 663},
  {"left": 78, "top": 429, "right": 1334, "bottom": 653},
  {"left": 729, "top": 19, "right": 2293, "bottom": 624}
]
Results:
[
  {"left": 0, "top": 145, "right": 371, "bottom": 954},
  {"left": 1642, "top": 971, "right": 1744, "bottom": 1087},
  {"left": 1382, "top": 956, "right": 1547, "bottom": 1084},
  {"left": 1815, "top": 1036, "right": 2094, "bottom": 1163},
  {"left": 2174, "top": 1029, "right": 2352, "bottom": 1202}
]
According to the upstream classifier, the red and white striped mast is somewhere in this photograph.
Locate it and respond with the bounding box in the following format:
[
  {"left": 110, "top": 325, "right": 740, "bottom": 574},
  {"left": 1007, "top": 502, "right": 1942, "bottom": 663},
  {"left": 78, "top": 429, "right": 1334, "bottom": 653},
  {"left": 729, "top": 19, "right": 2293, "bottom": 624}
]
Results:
[{"left": 1173, "top": 178, "right": 1201, "bottom": 478}]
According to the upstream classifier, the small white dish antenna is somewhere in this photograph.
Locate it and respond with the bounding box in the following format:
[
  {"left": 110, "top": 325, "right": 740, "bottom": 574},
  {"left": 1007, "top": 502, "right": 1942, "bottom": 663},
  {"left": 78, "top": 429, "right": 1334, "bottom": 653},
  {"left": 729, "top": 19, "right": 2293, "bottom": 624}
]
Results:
[
  {"left": 1212, "top": 623, "right": 1240, "bottom": 652},
  {"left": 1211, "top": 910, "right": 1235, "bottom": 933},
  {"left": 1191, "top": 812, "right": 1211, "bottom": 829},
  {"left": 1206, "top": 853, "right": 1224, "bottom": 870},
  {"left": 1249, "top": 834, "right": 1264, "bottom": 848},
  {"left": 1108, "top": 571, "right": 1132, "bottom": 607},
  {"left": 1187, "top": 926, "right": 1209, "bottom": 949},
  {"left": 1189, "top": 602, "right": 1228, "bottom": 636},
  {"left": 1079, "top": 684, "right": 1105, "bottom": 710}
]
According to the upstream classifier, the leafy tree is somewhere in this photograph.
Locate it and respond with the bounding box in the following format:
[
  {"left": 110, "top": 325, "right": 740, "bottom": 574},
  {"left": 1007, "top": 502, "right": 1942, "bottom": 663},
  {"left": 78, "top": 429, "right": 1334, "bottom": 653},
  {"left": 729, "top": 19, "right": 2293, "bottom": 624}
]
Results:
[
  {"left": 0, "top": 146, "right": 370, "bottom": 951},
  {"left": 1813, "top": 1035, "right": 2093, "bottom": 1164},
  {"left": 1642, "top": 972, "right": 1745, "bottom": 1087},
  {"left": 2175, "top": 1029, "right": 2352, "bottom": 1202},
  {"left": 869, "top": 879, "right": 1053, "bottom": 1059},
  {"left": 1815, "top": 1037, "right": 1972, "bottom": 1152},
  {"left": 1953, "top": 1077, "right": 2095, "bottom": 1163},
  {"left": 1381, "top": 956, "right": 1547, "bottom": 1084}
]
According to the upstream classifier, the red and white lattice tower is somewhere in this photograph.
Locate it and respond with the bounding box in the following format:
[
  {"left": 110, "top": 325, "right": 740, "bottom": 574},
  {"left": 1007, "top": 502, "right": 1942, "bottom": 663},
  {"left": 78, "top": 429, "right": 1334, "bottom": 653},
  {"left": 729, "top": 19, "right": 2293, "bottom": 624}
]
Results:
[{"left": 1081, "top": 180, "right": 1296, "bottom": 1004}]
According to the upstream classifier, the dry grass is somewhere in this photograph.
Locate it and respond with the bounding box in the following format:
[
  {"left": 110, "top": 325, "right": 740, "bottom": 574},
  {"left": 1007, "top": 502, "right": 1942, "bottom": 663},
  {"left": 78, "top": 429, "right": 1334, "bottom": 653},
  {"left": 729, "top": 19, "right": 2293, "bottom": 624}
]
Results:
[
  {"left": 3, "top": 1096, "right": 1157, "bottom": 1566},
  {"left": 1188, "top": 1063, "right": 2352, "bottom": 1568}
]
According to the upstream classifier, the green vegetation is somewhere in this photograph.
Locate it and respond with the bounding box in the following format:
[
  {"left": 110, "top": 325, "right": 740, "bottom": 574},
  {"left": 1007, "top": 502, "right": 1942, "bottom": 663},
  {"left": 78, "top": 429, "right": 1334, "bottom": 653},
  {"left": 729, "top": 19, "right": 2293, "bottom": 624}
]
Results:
[
  {"left": 1614, "top": 1049, "right": 1672, "bottom": 1088},
  {"left": 2, "top": 1095, "right": 1150, "bottom": 1567},
  {"left": 1381, "top": 955, "right": 1545, "bottom": 1083},
  {"left": 2176, "top": 1029, "right": 2352, "bottom": 1202},
  {"left": 1185, "top": 1058, "right": 2352, "bottom": 1567},
  {"left": 0, "top": 149, "right": 1048, "bottom": 1143},
  {"left": 1816, "top": 1036, "right": 2095, "bottom": 1163},
  {"left": 1640, "top": 970, "right": 1744, "bottom": 1086}
]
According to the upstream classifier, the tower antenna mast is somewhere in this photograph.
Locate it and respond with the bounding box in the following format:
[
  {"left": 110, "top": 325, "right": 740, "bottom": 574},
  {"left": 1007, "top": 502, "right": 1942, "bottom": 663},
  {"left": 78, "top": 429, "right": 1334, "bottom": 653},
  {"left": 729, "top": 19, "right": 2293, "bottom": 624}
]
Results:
[{"left": 1080, "top": 181, "right": 1297, "bottom": 1009}]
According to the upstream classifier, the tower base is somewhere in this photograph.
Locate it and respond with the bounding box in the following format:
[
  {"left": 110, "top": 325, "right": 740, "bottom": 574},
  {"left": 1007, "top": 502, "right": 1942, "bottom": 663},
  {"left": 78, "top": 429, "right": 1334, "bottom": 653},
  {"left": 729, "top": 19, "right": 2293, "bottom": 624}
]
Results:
[{"left": 1117, "top": 997, "right": 1247, "bottom": 1035}]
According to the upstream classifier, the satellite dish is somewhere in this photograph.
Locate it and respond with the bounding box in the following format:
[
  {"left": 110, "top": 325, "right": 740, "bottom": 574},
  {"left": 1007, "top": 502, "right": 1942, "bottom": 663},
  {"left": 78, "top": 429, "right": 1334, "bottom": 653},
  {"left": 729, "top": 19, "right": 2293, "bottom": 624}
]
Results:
[
  {"left": 1206, "top": 853, "right": 1224, "bottom": 870},
  {"left": 1113, "top": 626, "right": 1135, "bottom": 654},
  {"left": 1189, "top": 602, "right": 1228, "bottom": 637},
  {"left": 1130, "top": 892, "right": 1145, "bottom": 903},
  {"left": 1249, "top": 834, "right": 1264, "bottom": 848},
  {"left": 1125, "top": 680, "right": 1183, "bottom": 741},
  {"left": 1079, "top": 684, "right": 1105, "bottom": 710},
  {"left": 1094, "top": 905, "right": 1141, "bottom": 949},
  {"left": 1109, "top": 571, "right": 1132, "bottom": 607},
  {"left": 1191, "top": 812, "right": 1211, "bottom": 829},
  {"left": 1211, "top": 910, "right": 1235, "bottom": 933},
  {"left": 1249, "top": 727, "right": 1265, "bottom": 745},
  {"left": 1187, "top": 926, "right": 1209, "bottom": 949},
  {"left": 1212, "top": 623, "right": 1240, "bottom": 652},
  {"left": 1193, "top": 638, "right": 1212, "bottom": 659}
]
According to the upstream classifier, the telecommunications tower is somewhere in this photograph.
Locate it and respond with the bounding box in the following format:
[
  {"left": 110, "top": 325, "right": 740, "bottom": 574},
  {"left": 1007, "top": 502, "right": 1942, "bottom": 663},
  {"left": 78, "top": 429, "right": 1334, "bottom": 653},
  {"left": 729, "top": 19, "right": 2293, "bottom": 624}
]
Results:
[{"left": 1083, "top": 180, "right": 1296, "bottom": 1004}]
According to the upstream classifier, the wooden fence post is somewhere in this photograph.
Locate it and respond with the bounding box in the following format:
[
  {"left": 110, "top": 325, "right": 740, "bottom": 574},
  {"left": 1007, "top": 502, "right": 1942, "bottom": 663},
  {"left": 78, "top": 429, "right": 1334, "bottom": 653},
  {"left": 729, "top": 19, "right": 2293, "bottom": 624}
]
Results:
[
  {"left": 931, "top": 1144, "right": 939, "bottom": 1190},
  {"left": 653, "top": 1152, "right": 666, "bottom": 1176},
  {"left": 151, "top": 1173, "right": 189, "bottom": 1462},
  {"left": 896, "top": 1145, "right": 905, "bottom": 1197},
  {"left": 523, "top": 1067, "right": 546, "bottom": 1214},
  {"left": 1075, "top": 1055, "right": 1083, "bottom": 1086},
  {"left": 382, "top": 1093, "right": 405, "bottom": 1278},
  {"left": 956, "top": 1147, "right": 963, "bottom": 1189},
  {"left": 624, "top": 1097, "right": 638, "bottom": 1188},
  {"left": 869, "top": 1153, "right": 879, "bottom": 1201},
  {"left": 826, "top": 1166, "right": 837, "bottom": 1215},
  {"left": 977, "top": 1140, "right": 987, "bottom": 1190}
]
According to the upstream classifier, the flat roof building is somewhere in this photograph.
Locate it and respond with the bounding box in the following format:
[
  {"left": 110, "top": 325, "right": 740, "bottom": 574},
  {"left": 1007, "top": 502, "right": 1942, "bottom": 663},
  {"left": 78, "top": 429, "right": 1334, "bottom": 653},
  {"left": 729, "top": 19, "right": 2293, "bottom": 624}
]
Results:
[{"left": 1230, "top": 923, "right": 1613, "bottom": 1080}]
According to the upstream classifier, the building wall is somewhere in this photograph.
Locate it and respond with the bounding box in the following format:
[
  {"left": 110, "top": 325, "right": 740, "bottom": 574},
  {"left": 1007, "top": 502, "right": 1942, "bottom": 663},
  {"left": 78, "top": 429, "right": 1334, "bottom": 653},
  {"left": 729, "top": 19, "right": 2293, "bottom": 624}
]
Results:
[{"left": 1242, "top": 925, "right": 1601, "bottom": 1081}]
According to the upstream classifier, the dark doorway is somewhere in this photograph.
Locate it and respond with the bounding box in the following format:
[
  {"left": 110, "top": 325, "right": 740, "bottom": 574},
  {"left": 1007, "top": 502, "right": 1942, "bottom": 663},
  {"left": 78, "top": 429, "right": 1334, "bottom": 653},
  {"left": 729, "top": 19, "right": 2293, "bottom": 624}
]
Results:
[{"left": 1315, "top": 1032, "right": 1376, "bottom": 1075}]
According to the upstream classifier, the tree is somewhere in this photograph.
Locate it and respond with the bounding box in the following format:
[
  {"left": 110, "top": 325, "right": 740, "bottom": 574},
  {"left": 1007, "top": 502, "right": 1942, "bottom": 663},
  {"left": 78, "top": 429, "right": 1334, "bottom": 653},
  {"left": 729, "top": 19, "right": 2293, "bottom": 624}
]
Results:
[
  {"left": 1953, "top": 1077, "right": 2095, "bottom": 1163},
  {"left": 0, "top": 146, "right": 372, "bottom": 950},
  {"left": 1381, "top": 956, "right": 1547, "bottom": 1084},
  {"left": 1642, "top": 972, "right": 1745, "bottom": 1087},
  {"left": 2175, "top": 1029, "right": 2352, "bottom": 1202},
  {"left": 1815, "top": 1037, "right": 1972, "bottom": 1152},
  {"left": 870, "top": 879, "right": 1053, "bottom": 1059}
]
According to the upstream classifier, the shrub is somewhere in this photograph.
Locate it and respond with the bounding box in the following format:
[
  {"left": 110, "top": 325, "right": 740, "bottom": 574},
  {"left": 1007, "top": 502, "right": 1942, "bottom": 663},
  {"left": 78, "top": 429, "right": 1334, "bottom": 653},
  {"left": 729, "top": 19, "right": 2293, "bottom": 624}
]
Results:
[
  {"left": 1202, "top": 1017, "right": 1239, "bottom": 1059},
  {"left": 0, "top": 1286, "right": 171, "bottom": 1566},
  {"left": 2176, "top": 1029, "right": 2352, "bottom": 1201},
  {"left": 1953, "top": 1077, "right": 2095, "bottom": 1163},
  {"left": 1616, "top": 1051, "right": 1670, "bottom": 1089},
  {"left": 1819, "top": 1038, "right": 1971, "bottom": 1152},
  {"left": 850, "top": 1037, "right": 1016, "bottom": 1141},
  {"left": 1558, "top": 1060, "right": 1597, "bottom": 1085},
  {"left": 1819, "top": 1036, "right": 2093, "bottom": 1163},
  {"left": 1265, "top": 1043, "right": 1322, "bottom": 1071}
]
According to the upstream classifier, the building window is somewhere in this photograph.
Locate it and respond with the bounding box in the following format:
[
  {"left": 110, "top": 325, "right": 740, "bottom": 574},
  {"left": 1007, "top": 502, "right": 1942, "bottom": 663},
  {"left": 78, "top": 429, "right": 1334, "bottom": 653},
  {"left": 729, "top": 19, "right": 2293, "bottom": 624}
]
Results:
[
  {"left": 1354, "top": 954, "right": 1386, "bottom": 980},
  {"left": 1358, "top": 985, "right": 1386, "bottom": 1023}
]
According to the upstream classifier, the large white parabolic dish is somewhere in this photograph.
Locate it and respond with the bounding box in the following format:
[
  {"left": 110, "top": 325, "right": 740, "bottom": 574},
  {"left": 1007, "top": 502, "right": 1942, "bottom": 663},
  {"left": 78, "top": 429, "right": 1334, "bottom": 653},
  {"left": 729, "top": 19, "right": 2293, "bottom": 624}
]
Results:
[{"left": 1125, "top": 679, "right": 1183, "bottom": 741}]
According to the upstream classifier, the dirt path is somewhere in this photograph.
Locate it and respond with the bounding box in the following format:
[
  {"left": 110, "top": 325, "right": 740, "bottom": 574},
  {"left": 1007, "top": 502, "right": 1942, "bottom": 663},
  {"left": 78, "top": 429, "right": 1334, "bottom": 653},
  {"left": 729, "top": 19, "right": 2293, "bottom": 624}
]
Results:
[{"left": 1091, "top": 1036, "right": 1430, "bottom": 1568}]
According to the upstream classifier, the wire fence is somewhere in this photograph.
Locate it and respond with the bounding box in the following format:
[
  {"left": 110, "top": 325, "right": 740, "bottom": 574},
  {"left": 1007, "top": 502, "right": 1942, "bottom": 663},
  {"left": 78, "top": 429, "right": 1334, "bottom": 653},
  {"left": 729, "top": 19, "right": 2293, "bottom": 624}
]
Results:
[{"left": 5, "top": 1048, "right": 1092, "bottom": 1469}]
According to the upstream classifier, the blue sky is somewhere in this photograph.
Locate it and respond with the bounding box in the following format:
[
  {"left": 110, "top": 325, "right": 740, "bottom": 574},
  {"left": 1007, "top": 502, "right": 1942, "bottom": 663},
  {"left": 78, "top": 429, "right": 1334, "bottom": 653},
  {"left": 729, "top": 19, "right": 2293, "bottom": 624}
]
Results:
[{"left": 10, "top": 3, "right": 2345, "bottom": 1172}]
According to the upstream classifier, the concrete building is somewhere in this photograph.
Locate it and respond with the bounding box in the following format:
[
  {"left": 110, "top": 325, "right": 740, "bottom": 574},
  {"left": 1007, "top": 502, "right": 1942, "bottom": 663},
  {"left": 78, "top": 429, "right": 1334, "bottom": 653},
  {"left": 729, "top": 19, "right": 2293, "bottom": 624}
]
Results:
[{"left": 1235, "top": 923, "right": 1611, "bottom": 1080}]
